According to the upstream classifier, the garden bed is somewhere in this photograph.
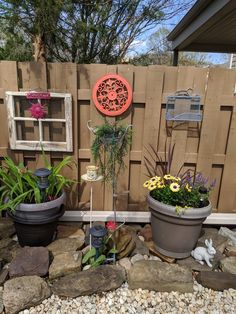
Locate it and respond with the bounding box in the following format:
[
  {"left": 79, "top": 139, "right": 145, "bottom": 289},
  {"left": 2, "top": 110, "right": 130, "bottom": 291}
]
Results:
[{"left": 0, "top": 218, "right": 236, "bottom": 313}]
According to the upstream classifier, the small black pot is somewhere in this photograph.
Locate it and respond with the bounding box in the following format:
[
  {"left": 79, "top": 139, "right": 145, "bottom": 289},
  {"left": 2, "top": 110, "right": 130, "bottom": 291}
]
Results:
[{"left": 8, "top": 192, "right": 65, "bottom": 247}]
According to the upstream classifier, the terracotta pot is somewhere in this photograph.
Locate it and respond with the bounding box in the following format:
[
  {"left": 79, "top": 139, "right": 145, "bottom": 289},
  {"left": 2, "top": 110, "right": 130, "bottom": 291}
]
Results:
[
  {"left": 7, "top": 192, "right": 66, "bottom": 247},
  {"left": 147, "top": 193, "right": 212, "bottom": 259}
]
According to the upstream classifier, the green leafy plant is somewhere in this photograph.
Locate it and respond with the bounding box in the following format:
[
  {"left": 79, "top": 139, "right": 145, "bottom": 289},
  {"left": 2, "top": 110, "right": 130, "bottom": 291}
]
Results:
[
  {"left": 144, "top": 143, "right": 216, "bottom": 211},
  {"left": 0, "top": 154, "right": 75, "bottom": 212},
  {"left": 82, "top": 221, "right": 124, "bottom": 268},
  {"left": 82, "top": 239, "right": 117, "bottom": 268},
  {"left": 90, "top": 120, "right": 132, "bottom": 184}
]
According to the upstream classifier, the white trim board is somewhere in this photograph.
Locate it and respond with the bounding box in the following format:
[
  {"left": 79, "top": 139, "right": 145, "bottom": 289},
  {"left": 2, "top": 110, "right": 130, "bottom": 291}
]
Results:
[{"left": 61, "top": 211, "right": 236, "bottom": 225}]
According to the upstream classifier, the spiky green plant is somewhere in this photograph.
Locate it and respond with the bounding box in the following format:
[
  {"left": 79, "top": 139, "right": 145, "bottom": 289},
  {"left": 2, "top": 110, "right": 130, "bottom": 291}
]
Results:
[{"left": 0, "top": 153, "right": 76, "bottom": 212}]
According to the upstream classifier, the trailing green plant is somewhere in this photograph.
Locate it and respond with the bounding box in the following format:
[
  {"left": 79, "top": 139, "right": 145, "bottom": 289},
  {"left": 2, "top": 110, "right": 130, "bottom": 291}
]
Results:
[
  {"left": 90, "top": 120, "right": 132, "bottom": 185},
  {"left": 0, "top": 153, "right": 76, "bottom": 212}
]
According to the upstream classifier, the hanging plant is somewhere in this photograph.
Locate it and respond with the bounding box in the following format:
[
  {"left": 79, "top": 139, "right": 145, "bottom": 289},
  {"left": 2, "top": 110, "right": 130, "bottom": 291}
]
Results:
[{"left": 89, "top": 120, "right": 132, "bottom": 185}]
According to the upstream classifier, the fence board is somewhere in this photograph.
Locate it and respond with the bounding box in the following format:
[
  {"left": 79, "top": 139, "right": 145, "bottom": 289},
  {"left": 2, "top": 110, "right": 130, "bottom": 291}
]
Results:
[
  {"left": 18, "top": 62, "right": 48, "bottom": 169},
  {"left": 116, "top": 64, "right": 133, "bottom": 211},
  {"left": 219, "top": 106, "right": 236, "bottom": 212},
  {"left": 48, "top": 63, "right": 78, "bottom": 208},
  {"left": 139, "top": 66, "right": 164, "bottom": 204},
  {"left": 196, "top": 68, "right": 225, "bottom": 178},
  {"left": 103, "top": 64, "right": 117, "bottom": 212},
  {"left": 0, "top": 61, "right": 21, "bottom": 162},
  {"left": 1, "top": 62, "right": 236, "bottom": 214},
  {"left": 89, "top": 64, "right": 107, "bottom": 210}
]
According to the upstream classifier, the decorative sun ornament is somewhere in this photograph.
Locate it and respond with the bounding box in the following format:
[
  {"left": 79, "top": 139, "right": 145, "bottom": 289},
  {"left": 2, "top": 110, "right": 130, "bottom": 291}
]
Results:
[
  {"left": 29, "top": 102, "right": 47, "bottom": 119},
  {"left": 92, "top": 74, "right": 132, "bottom": 116}
]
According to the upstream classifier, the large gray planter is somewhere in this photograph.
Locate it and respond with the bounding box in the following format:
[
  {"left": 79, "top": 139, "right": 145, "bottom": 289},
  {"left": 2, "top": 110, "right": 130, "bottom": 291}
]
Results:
[
  {"left": 8, "top": 192, "right": 66, "bottom": 247},
  {"left": 147, "top": 193, "right": 212, "bottom": 259}
]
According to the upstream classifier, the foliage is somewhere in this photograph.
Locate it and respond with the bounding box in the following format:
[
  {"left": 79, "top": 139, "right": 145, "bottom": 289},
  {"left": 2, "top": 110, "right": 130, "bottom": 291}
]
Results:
[
  {"left": 0, "top": 1, "right": 194, "bottom": 63},
  {"left": 0, "top": 153, "right": 75, "bottom": 212},
  {"left": 91, "top": 120, "right": 132, "bottom": 185},
  {"left": 82, "top": 221, "right": 123, "bottom": 267},
  {"left": 0, "top": 19, "right": 33, "bottom": 61},
  {"left": 143, "top": 174, "right": 215, "bottom": 210},
  {"left": 143, "top": 142, "right": 215, "bottom": 210},
  {"left": 130, "top": 27, "right": 211, "bottom": 67}
]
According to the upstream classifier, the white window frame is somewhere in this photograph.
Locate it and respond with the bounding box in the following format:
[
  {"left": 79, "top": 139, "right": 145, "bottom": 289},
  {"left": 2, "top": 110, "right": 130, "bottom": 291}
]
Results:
[{"left": 6, "top": 91, "right": 73, "bottom": 152}]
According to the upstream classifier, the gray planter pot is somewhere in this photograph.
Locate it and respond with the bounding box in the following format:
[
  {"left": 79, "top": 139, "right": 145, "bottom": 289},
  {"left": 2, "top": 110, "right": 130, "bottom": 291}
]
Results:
[
  {"left": 8, "top": 191, "right": 66, "bottom": 247},
  {"left": 147, "top": 193, "right": 212, "bottom": 259}
]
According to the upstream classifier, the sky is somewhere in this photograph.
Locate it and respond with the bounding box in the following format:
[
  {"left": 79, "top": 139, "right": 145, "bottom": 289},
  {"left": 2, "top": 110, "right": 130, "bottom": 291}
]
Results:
[{"left": 130, "top": 0, "right": 230, "bottom": 66}]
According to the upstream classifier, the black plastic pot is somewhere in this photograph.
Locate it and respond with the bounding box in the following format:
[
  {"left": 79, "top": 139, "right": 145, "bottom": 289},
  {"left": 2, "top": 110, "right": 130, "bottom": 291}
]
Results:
[{"left": 8, "top": 192, "right": 65, "bottom": 247}]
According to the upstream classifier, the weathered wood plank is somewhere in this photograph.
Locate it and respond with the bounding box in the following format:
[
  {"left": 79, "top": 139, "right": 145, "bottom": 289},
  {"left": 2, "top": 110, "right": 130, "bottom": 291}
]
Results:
[
  {"left": 116, "top": 64, "right": 134, "bottom": 211},
  {"left": 139, "top": 66, "right": 164, "bottom": 204}
]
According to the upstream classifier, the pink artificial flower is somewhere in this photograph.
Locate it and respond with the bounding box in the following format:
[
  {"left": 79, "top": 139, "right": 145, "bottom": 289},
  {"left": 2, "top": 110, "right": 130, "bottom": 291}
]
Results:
[
  {"left": 29, "top": 103, "right": 47, "bottom": 119},
  {"left": 106, "top": 221, "right": 116, "bottom": 231}
]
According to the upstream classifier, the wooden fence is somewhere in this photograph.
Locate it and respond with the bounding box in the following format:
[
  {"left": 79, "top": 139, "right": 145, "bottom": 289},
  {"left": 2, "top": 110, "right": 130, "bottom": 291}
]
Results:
[{"left": 0, "top": 61, "right": 236, "bottom": 214}]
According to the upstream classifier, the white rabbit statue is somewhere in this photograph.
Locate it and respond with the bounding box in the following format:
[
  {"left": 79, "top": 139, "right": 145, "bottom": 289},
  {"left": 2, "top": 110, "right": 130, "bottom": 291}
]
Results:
[{"left": 191, "top": 239, "right": 216, "bottom": 267}]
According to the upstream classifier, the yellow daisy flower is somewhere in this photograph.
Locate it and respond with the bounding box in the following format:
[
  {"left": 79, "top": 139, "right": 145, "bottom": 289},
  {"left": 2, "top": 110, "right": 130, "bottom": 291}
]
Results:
[
  {"left": 143, "top": 180, "right": 150, "bottom": 188},
  {"left": 170, "top": 182, "right": 180, "bottom": 192},
  {"left": 157, "top": 181, "right": 165, "bottom": 189},
  {"left": 186, "top": 184, "right": 192, "bottom": 192},
  {"left": 155, "top": 176, "right": 162, "bottom": 181},
  {"left": 150, "top": 177, "right": 158, "bottom": 183},
  {"left": 148, "top": 183, "right": 156, "bottom": 191},
  {"left": 173, "top": 176, "right": 181, "bottom": 182},
  {"left": 164, "top": 174, "right": 172, "bottom": 180}
]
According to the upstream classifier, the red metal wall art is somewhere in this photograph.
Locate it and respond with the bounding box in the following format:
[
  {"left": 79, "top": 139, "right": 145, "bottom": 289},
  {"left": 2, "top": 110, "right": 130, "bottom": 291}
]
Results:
[{"left": 92, "top": 74, "right": 132, "bottom": 116}]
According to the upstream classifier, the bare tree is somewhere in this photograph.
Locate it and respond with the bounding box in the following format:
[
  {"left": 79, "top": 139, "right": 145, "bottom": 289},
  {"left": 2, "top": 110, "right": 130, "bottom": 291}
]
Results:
[{"left": 0, "top": 0, "right": 194, "bottom": 63}]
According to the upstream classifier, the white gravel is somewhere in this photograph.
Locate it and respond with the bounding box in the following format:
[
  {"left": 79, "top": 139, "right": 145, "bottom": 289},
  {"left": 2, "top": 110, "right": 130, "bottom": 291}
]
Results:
[{"left": 19, "top": 281, "right": 236, "bottom": 314}]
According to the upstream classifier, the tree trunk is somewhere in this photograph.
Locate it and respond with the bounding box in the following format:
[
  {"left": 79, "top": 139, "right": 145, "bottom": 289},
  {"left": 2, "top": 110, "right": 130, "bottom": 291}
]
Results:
[{"left": 32, "top": 34, "right": 46, "bottom": 62}]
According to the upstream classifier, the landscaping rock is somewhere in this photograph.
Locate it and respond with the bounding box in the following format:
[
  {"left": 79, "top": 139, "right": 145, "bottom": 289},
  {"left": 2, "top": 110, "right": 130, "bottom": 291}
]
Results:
[
  {"left": 69, "top": 228, "right": 85, "bottom": 240},
  {"left": 177, "top": 256, "right": 213, "bottom": 271},
  {"left": 177, "top": 250, "right": 224, "bottom": 271},
  {"left": 198, "top": 228, "right": 228, "bottom": 253},
  {"left": 225, "top": 245, "right": 236, "bottom": 257},
  {"left": 118, "top": 257, "right": 132, "bottom": 272},
  {"left": 49, "top": 251, "right": 82, "bottom": 280},
  {"left": 0, "top": 269, "right": 9, "bottom": 286},
  {"left": 219, "top": 227, "right": 236, "bottom": 246},
  {"left": 127, "top": 260, "right": 193, "bottom": 293},
  {"left": 0, "top": 219, "right": 15, "bottom": 240},
  {"left": 82, "top": 265, "right": 91, "bottom": 271},
  {"left": 130, "top": 254, "right": 145, "bottom": 264},
  {"left": 52, "top": 265, "right": 126, "bottom": 297},
  {"left": 149, "top": 255, "right": 161, "bottom": 261},
  {"left": 138, "top": 224, "right": 152, "bottom": 242},
  {"left": 3, "top": 276, "right": 51, "bottom": 314},
  {"left": 0, "top": 291, "right": 3, "bottom": 314},
  {"left": 47, "top": 238, "right": 84, "bottom": 256},
  {"left": 120, "top": 225, "right": 137, "bottom": 237},
  {"left": 9, "top": 247, "right": 49, "bottom": 278},
  {"left": 56, "top": 223, "right": 83, "bottom": 239},
  {"left": 116, "top": 233, "right": 136, "bottom": 259},
  {"left": 132, "top": 236, "right": 149, "bottom": 256},
  {"left": 220, "top": 256, "right": 236, "bottom": 275},
  {"left": 145, "top": 241, "right": 175, "bottom": 263},
  {"left": 0, "top": 242, "right": 20, "bottom": 264},
  {"left": 138, "top": 235, "right": 145, "bottom": 242},
  {"left": 0, "top": 238, "right": 13, "bottom": 250},
  {"left": 196, "top": 271, "right": 236, "bottom": 291}
]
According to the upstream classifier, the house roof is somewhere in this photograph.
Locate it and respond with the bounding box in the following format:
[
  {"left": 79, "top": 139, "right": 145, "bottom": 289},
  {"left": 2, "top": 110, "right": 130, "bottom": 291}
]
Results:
[{"left": 167, "top": 0, "right": 236, "bottom": 53}]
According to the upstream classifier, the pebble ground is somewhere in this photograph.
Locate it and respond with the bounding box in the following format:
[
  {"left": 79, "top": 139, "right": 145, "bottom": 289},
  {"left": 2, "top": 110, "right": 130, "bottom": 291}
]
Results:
[{"left": 19, "top": 281, "right": 236, "bottom": 314}]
